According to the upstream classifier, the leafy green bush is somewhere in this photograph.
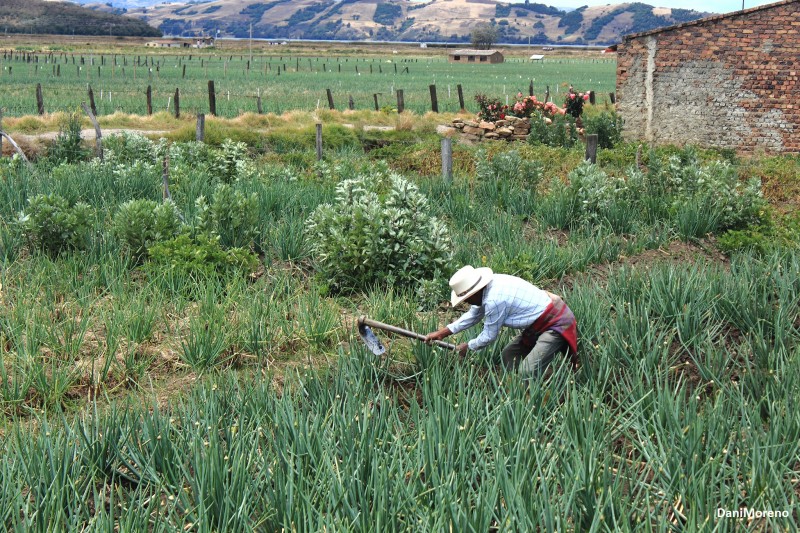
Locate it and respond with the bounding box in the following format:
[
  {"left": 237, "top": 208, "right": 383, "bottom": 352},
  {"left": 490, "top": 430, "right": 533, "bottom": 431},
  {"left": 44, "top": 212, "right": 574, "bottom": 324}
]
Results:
[
  {"left": 582, "top": 111, "right": 623, "bottom": 149},
  {"left": 113, "top": 199, "right": 183, "bottom": 261},
  {"left": 147, "top": 233, "right": 258, "bottom": 280},
  {"left": 306, "top": 165, "right": 452, "bottom": 291},
  {"left": 527, "top": 113, "right": 579, "bottom": 148},
  {"left": 212, "top": 139, "right": 250, "bottom": 183},
  {"left": 17, "top": 194, "right": 93, "bottom": 256},
  {"left": 717, "top": 212, "right": 800, "bottom": 255},
  {"left": 475, "top": 149, "right": 543, "bottom": 187},
  {"left": 46, "top": 112, "right": 90, "bottom": 165},
  {"left": 568, "top": 162, "right": 629, "bottom": 225},
  {"left": 663, "top": 154, "right": 765, "bottom": 230},
  {"left": 104, "top": 132, "right": 160, "bottom": 165},
  {"left": 195, "top": 184, "right": 259, "bottom": 250}
]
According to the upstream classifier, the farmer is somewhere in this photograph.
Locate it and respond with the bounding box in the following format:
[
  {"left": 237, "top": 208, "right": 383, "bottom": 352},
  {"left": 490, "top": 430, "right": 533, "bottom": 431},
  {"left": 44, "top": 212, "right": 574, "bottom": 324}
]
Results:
[{"left": 425, "top": 265, "right": 579, "bottom": 379}]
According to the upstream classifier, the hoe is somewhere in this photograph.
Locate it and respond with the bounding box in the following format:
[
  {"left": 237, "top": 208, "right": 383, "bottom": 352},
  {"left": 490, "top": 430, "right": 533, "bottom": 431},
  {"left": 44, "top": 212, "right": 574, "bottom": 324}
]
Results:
[{"left": 357, "top": 316, "right": 457, "bottom": 355}]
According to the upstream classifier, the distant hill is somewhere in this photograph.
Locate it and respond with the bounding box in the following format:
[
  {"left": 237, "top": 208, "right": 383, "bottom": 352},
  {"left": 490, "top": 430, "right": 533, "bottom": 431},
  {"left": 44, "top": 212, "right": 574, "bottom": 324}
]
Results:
[
  {"left": 0, "top": 0, "right": 161, "bottom": 37},
  {"left": 120, "top": 0, "right": 711, "bottom": 45}
]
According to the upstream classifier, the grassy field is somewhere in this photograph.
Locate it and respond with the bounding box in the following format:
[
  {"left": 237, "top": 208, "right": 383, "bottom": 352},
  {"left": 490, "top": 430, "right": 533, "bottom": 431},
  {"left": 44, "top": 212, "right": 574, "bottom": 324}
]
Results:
[
  {"left": 0, "top": 113, "right": 798, "bottom": 528},
  {"left": 0, "top": 39, "right": 615, "bottom": 117}
]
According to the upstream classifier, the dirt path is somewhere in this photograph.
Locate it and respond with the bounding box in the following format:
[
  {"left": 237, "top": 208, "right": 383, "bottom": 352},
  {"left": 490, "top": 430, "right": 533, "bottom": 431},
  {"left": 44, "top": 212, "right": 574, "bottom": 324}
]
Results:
[{"left": 13, "top": 128, "right": 173, "bottom": 143}]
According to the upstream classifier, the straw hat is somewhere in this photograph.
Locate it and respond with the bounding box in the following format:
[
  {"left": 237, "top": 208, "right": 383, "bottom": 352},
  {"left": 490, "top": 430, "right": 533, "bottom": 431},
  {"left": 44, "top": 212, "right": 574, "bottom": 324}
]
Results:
[{"left": 449, "top": 265, "right": 493, "bottom": 306}]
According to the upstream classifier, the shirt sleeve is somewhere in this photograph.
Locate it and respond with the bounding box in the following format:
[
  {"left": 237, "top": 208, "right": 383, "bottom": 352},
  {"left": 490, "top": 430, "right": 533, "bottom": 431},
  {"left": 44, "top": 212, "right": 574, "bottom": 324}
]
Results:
[
  {"left": 467, "top": 300, "right": 507, "bottom": 351},
  {"left": 446, "top": 305, "right": 485, "bottom": 334}
]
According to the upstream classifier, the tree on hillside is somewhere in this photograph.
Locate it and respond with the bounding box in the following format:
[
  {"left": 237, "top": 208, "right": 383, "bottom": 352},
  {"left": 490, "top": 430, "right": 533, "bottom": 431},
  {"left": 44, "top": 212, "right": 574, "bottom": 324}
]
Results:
[{"left": 470, "top": 23, "right": 498, "bottom": 49}]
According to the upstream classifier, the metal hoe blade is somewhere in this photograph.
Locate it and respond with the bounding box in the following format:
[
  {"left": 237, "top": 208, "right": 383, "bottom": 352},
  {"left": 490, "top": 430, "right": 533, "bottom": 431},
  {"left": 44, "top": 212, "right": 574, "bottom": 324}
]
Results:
[{"left": 357, "top": 323, "right": 386, "bottom": 355}]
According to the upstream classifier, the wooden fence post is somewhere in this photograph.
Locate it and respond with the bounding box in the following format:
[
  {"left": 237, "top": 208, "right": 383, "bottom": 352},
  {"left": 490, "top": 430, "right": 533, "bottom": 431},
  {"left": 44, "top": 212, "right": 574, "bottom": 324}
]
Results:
[
  {"left": 373, "top": 94, "right": 379, "bottom": 111},
  {"left": 545, "top": 85, "right": 550, "bottom": 103},
  {"left": 36, "top": 83, "right": 44, "bottom": 115},
  {"left": 88, "top": 85, "right": 97, "bottom": 117},
  {"left": 146, "top": 85, "right": 152, "bottom": 115},
  {"left": 256, "top": 95, "right": 263, "bottom": 114},
  {"left": 174, "top": 88, "right": 180, "bottom": 118},
  {"left": 529, "top": 80, "right": 534, "bottom": 97},
  {"left": 348, "top": 95, "right": 354, "bottom": 110},
  {"left": 196, "top": 113, "right": 205, "bottom": 142},
  {"left": 609, "top": 92, "right": 616, "bottom": 104},
  {"left": 457, "top": 84, "right": 465, "bottom": 112},
  {"left": 585, "top": 134, "right": 598, "bottom": 164},
  {"left": 208, "top": 80, "right": 216, "bottom": 116},
  {"left": 326, "top": 88, "right": 335, "bottom": 110},
  {"left": 396, "top": 90, "right": 404, "bottom": 114},
  {"left": 429, "top": 84, "right": 438, "bottom": 113},
  {"left": 315, "top": 123, "right": 323, "bottom": 161},
  {"left": 80, "top": 101, "right": 103, "bottom": 161},
  {"left": 589, "top": 91, "right": 596, "bottom": 105},
  {"left": 0, "top": 108, "right": 3, "bottom": 155},
  {"left": 441, "top": 137, "right": 453, "bottom": 182}
]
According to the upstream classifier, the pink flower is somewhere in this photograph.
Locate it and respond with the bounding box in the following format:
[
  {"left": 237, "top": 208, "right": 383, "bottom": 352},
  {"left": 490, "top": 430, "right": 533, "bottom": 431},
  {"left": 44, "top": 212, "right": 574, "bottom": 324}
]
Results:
[
  {"left": 583, "top": 94, "right": 589, "bottom": 101},
  {"left": 517, "top": 92, "right": 523, "bottom": 98},
  {"left": 569, "top": 93, "right": 576, "bottom": 100}
]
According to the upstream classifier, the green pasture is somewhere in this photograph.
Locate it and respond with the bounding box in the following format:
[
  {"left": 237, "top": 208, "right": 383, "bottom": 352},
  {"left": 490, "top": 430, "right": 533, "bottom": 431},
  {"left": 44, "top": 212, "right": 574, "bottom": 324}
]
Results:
[{"left": 0, "top": 50, "right": 616, "bottom": 116}]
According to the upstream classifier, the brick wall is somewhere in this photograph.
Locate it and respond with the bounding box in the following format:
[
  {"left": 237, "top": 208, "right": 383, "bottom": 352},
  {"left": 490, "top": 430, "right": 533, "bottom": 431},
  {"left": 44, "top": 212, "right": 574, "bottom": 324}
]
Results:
[{"left": 616, "top": 0, "right": 800, "bottom": 154}]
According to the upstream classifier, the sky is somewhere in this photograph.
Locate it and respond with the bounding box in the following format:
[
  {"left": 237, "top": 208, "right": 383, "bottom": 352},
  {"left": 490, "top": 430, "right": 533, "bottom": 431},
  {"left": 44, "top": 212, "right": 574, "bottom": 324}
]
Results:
[{"left": 524, "top": 1, "right": 779, "bottom": 13}]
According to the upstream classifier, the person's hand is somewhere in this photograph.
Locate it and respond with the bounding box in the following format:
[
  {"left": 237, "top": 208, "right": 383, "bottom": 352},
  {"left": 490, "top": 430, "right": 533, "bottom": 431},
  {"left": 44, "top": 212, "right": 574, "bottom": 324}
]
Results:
[
  {"left": 424, "top": 327, "right": 451, "bottom": 344},
  {"left": 456, "top": 343, "right": 469, "bottom": 358}
]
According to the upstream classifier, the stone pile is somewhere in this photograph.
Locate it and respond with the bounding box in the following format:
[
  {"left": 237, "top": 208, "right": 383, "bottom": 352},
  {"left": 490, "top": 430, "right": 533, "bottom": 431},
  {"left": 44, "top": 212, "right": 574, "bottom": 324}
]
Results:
[{"left": 450, "top": 116, "right": 531, "bottom": 141}]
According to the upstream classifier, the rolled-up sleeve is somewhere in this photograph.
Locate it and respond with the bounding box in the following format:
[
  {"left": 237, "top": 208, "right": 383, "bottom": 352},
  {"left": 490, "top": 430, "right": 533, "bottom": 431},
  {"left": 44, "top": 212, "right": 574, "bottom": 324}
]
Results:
[
  {"left": 447, "top": 305, "right": 484, "bottom": 334},
  {"left": 467, "top": 301, "right": 507, "bottom": 351}
]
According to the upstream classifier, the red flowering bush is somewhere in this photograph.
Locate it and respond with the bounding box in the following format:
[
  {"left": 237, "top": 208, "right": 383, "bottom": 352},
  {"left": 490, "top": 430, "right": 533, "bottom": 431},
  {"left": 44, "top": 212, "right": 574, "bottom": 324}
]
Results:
[
  {"left": 474, "top": 93, "right": 508, "bottom": 122},
  {"left": 564, "top": 87, "right": 590, "bottom": 118},
  {"left": 511, "top": 93, "right": 566, "bottom": 119}
]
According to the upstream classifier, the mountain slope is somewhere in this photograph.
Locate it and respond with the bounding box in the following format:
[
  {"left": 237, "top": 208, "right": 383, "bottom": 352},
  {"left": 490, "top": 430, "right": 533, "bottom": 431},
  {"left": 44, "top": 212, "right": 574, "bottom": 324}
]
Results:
[
  {"left": 127, "top": 0, "right": 710, "bottom": 45},
  {"left": 0, "top": 0, "right": 161, "bottom": 37}
]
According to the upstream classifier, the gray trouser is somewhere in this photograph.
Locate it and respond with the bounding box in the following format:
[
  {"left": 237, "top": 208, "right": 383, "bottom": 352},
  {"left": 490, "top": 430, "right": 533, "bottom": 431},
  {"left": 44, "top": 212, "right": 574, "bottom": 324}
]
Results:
[{"left": 501, "top": 330, "right": 568, "bottom": 379}]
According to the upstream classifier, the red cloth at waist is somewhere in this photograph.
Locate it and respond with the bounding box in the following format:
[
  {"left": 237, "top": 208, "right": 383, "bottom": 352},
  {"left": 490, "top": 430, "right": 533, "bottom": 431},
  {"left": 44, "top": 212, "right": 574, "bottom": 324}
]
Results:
[{"left": 520, "top": 298, "right": 579, "bottom": 364}]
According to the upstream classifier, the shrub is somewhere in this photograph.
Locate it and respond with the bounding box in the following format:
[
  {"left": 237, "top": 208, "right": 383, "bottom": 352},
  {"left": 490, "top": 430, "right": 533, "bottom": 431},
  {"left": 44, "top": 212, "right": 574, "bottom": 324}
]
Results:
[
  {"left": 306, "top": 165, "right": 452, "bottom": 291},
  {"left": 104, "top": 132, "right": 160, "bottom": 165},
  {"left": 564, "top": 88, "right": 590, "bottom": 118},
  {"left": 475, "top": 149, "right": 543, "bottom": 187},
  {"left": 663, "top": 151, "right": 767, "bottom": 230},
  {"left": 568, "top": 162, "right": 631, "bottom": 229},
  {"left": 211, "top": 139, "right": 250, "bottom": 184},
  {"left": 46, "top": 112, "right": 89, "bottom": 164},
  {"left": 527, "top": 113, "right": 579, "bottom": 148},
  {"left": 18, "top": 194, "right": 93, "bottom": 256},
  {"left": 195, "top": 183, "right": 259, "bottom": 250},
  {"left": 582, "top": 111, "right": 623, "bottom": 149},
  {"left": 113, "top": 199, "right": 183, "bottom": 261},
  {"left": 147, "top": 233, "right": 258, "bottom": 280},
  {"left": 474, "top": 93, "right": 508, "bottom": 122}
]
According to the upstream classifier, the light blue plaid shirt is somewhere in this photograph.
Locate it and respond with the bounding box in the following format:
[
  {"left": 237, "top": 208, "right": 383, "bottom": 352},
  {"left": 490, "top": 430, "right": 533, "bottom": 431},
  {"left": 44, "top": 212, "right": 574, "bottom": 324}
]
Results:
[{"left": 446, "top": 274, "right": 552, "bottom": 351}]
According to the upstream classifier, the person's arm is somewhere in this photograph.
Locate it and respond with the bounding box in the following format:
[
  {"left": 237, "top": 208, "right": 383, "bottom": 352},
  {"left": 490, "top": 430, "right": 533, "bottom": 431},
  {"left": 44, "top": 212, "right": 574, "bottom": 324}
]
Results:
[
  {"left": 425, "top": 306, "right": 484, "bottom": 346},
  {"left": 466, "top": 301, "right": 507, "bottom": 351},
  {"left": 446, "top": 305, "right": 485, "bottom": 335}
]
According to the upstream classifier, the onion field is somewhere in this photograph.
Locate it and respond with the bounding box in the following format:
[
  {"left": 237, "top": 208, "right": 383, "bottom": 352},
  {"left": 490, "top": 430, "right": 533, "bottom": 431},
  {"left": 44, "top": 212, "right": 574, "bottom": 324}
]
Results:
[{"left": 0, "top": 122, "right": 798, "bottom": 530}]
